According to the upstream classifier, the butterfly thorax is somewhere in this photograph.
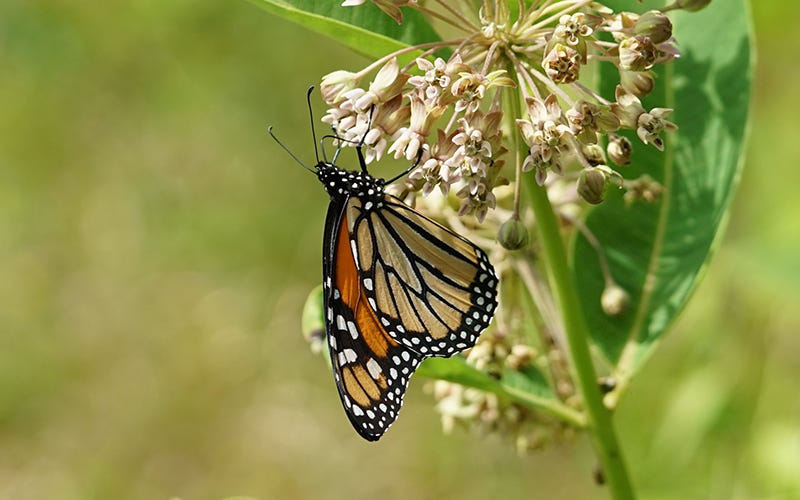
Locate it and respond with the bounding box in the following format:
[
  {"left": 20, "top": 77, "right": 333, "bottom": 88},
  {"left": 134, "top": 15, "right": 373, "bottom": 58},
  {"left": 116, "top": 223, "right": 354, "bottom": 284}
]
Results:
[{"left": 316, "top": 163, "right": 385, "bottom": 209}]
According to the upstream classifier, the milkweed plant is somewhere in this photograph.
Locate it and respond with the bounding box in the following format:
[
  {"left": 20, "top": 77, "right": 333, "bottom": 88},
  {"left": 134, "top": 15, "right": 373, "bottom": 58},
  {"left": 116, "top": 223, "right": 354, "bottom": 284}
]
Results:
[{"left": 259, "top": 0, "right": 752, "bottom": 498}]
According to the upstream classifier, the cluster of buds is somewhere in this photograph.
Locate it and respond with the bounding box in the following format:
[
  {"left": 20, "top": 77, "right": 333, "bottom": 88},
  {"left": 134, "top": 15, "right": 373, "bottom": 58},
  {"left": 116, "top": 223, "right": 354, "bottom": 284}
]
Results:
[
  {"left": 429, "top": 380, "right": 569, "bottom": 454},
  {"left": 511, "top": 7, "right": 680, "bottom": 202},
  {"left": 428, "top": 331, "right": 571, "bottom": 454}
]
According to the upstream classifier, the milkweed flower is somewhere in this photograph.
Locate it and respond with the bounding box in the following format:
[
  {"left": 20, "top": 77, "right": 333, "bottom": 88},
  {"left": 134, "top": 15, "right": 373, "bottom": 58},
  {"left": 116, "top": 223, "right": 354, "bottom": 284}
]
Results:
[{"left": 517, "top": 95, "right": 574, "bottom": 185}]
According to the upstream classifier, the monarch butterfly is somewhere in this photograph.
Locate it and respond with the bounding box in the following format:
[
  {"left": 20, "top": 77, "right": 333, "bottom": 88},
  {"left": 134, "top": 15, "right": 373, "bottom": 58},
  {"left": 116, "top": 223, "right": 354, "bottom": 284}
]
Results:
[{"left": 271, "top": 88, "right": 498, "bottom": 441}]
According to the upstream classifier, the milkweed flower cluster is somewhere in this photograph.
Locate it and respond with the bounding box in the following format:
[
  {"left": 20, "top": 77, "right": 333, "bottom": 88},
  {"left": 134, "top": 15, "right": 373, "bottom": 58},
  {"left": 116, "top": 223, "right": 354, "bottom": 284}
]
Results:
[
  {"left": 322, "top": 56, "right": 513, "bottom": 221},
  {"left": 427, "top": 331, "right": 573, "bottom": 454},
  {"left": 324, "top": 1, "right": 685, "bottom": 224},
  {"left": 313, "top": 0, "right": 704, "bottom": 448}
]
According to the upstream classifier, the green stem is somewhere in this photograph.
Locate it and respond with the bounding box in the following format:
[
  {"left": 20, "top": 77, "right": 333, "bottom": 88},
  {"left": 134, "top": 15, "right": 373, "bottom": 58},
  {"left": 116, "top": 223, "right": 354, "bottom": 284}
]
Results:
[
  {"left": 503, "top": 84, "right": 634, "bottom": 497},
  {"left": 417, "top": 358, "right": 587, "bottom": 429},
  {"left": 524, "top": 176, "right": 636, "bottom": 499}
]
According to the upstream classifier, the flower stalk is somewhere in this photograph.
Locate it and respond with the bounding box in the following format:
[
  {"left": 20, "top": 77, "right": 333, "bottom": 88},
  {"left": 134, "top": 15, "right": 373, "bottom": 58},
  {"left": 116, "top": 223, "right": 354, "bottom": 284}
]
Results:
[
  {"left": 523, "top": 167, "right": 635, "bottom": 500},
  {"left": 507, "top": 83, "right": 634, "bottom": 495}
]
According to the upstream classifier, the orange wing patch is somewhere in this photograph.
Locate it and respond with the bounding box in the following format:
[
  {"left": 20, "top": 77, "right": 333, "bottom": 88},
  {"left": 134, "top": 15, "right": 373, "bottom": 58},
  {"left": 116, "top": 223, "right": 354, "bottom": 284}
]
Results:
[{"left": 334, "top": 213, "right": 394, "bottom": 397}]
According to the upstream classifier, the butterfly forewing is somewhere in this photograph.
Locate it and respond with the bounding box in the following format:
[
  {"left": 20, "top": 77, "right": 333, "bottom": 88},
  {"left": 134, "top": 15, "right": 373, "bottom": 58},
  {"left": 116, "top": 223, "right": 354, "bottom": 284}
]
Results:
[{"left": 346, "top": 195, "right": 498, "bottom": 357}]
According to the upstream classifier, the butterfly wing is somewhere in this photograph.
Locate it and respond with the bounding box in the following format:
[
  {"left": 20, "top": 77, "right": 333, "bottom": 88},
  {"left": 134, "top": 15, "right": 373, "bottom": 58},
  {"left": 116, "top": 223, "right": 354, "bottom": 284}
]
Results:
[
  {"left": 323, "top": 197, "right": 423, "bottom": 441},
  {"left": 323, "top": 193, "right": 498, "bottom": 441},
  {"left": 345, "top": 194, "right": 498, "bottom": 356}
]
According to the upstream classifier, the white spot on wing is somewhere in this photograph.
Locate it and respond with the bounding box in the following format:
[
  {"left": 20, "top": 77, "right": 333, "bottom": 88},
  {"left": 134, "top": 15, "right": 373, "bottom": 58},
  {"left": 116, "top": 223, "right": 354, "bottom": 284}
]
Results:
[
  {"left": 347, "top": 320, "right": 359, "bottom": 339},
  {"left": 366, "top": 358, "right": 382, "bottom": 379},
  {"left": 338, "top": 348, "right": 358, "bottom": 366},
  {"left": 350, "top": 240, "right": 359, "bottom": 268}
]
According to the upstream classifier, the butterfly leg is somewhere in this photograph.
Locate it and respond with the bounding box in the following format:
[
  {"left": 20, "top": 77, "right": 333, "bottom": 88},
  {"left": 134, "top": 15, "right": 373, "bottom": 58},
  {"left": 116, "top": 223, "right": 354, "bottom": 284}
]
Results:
[{"left": 384, "top": 148, "right": 425, "bottom": 185}]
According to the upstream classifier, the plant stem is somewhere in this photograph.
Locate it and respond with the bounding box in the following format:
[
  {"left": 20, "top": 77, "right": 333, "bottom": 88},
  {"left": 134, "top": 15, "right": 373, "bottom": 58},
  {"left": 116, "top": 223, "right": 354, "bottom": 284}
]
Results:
[
  {"left": 503, "top": 86, "right": 634, "bottom": 497},
  {"left": 523, "top": 175, "right": 636, "bottom": 499}
]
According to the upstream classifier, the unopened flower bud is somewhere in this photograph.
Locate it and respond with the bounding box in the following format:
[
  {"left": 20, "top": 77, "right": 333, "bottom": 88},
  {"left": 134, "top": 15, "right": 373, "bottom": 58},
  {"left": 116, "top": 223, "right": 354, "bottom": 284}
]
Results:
[
  {"left": 507, "top": 344, "right": 537, "bottom": 370},
  {"left": 601, "top": 283, "right": 629, "bottom": 316},
  {"left": 620, "top": 70, "right": 655, "bottom": 97},
  {"left": 598, "top": 376, "right": 617, "bottom": 394},
  {"left": 350, "top": 58, "right": 409, "bottom": 112},
  {"left": 607, "top": 134, "right": 633, "bottom": 165},
  {"left": 619, "top": 36, "right": 658, "bottom": 71},
  {"left": 582, "top": 143, "right": 606, "bottom": 166},
  {"left": 498, "top": 216, "right": 529, "bottom": 250},
  {"left": 635, "top": 11, "right": 673, "bottom": 44},
  {"left": 320, "top": 70, "right": 360, "bottom": 104},
  {"left": 577, "top": 167, "right": 608, "bottom": 205}
]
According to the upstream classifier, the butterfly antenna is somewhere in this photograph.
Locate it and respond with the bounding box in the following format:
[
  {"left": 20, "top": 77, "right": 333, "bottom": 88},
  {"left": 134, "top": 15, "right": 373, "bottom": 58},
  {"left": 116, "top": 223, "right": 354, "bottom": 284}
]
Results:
[
  {"left": 306, "top": 86, "right": 321, "bottom": 164},
  {"left": 268, "top": 125, "right": 315, "bottom": 173}
]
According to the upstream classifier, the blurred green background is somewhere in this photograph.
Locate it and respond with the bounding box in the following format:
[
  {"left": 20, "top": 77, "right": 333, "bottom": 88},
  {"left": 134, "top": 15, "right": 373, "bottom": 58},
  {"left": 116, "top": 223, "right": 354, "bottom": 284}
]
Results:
[{"left": 0, "top": 1, "right": 796, "bottom": 499}]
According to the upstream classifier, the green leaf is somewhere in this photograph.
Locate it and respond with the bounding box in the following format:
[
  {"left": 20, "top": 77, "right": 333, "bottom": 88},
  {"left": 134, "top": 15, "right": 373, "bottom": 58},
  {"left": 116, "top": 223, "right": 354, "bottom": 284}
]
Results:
[
  {"left": 248, "top": 0, "right": 442, "bottom": 60},
  {"left": 301, "top": 285, "right": 332, "bottom": 367},
  {"left": 572, "top": 1, "right": 753, "bottom": 381},
  {"left": 501, "top": 364, "right": 553, "bottom": 401}
]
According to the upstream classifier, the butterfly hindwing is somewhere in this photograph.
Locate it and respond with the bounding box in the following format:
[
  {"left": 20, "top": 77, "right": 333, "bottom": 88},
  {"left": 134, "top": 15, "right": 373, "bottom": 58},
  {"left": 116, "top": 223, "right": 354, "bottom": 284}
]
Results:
[{"left": 323, "top": 197, "right": 423, "bottom": 441}]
